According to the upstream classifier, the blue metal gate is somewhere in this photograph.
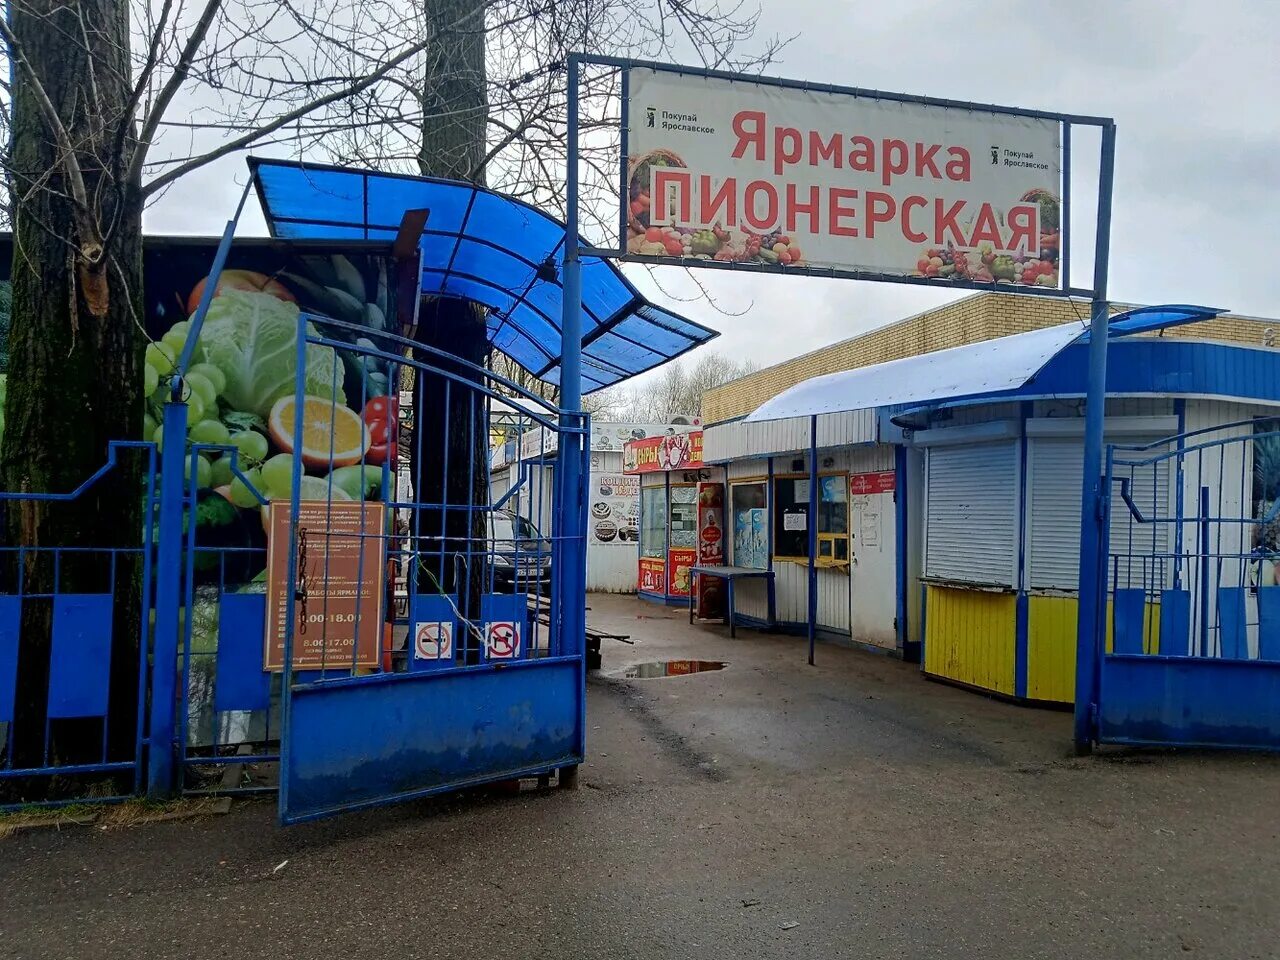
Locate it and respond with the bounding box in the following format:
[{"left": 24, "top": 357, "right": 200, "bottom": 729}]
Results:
[
  {"left": 1095, "top": 418, "right": 1280, "bottom": 749},
  {"left": 271, "top": 317, "right": 588, "bottom": 823}
]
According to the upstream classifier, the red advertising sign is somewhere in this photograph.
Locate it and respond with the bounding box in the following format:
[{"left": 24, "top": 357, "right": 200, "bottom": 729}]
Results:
[
  {"left": 849, "top": 470, "right": 896, "bottom": 495},
  {"left": 623, "top": 430, "right": 703, "bottom": 474},
  {"left": 668, "top": 548, "right": 697, "bottom": 597},
  {"left": 639, "top": 557, "right": 666, "bottom": 593}
]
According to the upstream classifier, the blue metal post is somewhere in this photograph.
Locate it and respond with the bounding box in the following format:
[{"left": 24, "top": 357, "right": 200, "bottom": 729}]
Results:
[
  {"left": 807, "top": 416, "right": 819, "bottom": 666},
  {"left": 278, "top": 315, "right": 310, "bottom": 819},
  {"left": 147, "top": 400, "right": 189, "bottom": 797},
  {"left": 1072, "top": 122, "right": 1117, "bottom": 754},
  {"left": 558, "top": 57, "right": 586, "bottom": 659},
  {"left": 894, "top": 444, "right": 909, "bottom": 655}
]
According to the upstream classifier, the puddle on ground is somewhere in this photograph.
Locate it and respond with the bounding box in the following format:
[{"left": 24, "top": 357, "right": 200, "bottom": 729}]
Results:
[{"left": 618, "top": 660, "right": 727, "bottom": 679}]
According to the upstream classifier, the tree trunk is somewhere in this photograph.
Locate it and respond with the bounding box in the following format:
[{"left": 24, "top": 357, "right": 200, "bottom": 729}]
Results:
[
  {"left": 1, "top": 0, "right": 144, "bottom": 788},
  {"left": 412, "top": 0, "right": 491, "bottom": 645},
  {"left": 418, "top": 0, "right": 488, "bottom": 183}
]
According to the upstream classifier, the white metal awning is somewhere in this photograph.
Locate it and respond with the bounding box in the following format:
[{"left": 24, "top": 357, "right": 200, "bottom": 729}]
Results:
[{"left": 743, "top": 322, "right": 1086, "bottom": 423}]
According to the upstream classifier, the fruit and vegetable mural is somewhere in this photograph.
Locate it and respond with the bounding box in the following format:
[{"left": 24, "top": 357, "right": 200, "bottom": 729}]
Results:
[
  {"left": 139, "top": 242, "right": 400, "bottom": 584},
  {"left": 909, "top": 189, "right": 1060, "bottom": 286},
  {"left": 626, "top": 150, "right": 807, "bottom": 267}
]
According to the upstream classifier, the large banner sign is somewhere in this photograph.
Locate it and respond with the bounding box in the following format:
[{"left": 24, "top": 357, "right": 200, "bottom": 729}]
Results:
[{"left": 623, "top": 68, "right": 1063, "bottom": 288}]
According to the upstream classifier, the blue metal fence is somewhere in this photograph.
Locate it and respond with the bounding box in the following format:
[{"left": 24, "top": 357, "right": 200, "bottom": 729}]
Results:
[
  {"left": 1097, "top": 417, "right": 1280, "bottom": 749},
  {"left": 0, "top": 442, "right": 157, "bottom": 809}
]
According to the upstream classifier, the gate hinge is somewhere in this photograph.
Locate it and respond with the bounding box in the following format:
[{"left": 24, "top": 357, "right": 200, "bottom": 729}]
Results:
[{"left": 1096, "top": 493, "right": 1110, "bottom": 521}]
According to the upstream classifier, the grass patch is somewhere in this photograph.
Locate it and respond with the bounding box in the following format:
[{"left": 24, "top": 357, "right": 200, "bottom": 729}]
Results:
[{"left": 0, "top": 796, "right": 230, "bottom": 837}]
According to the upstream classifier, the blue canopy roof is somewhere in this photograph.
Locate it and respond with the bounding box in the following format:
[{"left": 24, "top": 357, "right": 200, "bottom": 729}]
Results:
[
  {"left": 1083, "top": 303, "right": 1224, "bottom": 339},
  {"left": 248, "top": 157, "right": 717, "bottom": 393},
  {"left": 746, "top": 304, "right": 1237, "bottom": 423}
]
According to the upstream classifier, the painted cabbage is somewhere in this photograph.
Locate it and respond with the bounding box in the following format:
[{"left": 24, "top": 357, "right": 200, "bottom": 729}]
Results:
[{"left": 198, "top": 289, "right": 345, "bottom": 418}]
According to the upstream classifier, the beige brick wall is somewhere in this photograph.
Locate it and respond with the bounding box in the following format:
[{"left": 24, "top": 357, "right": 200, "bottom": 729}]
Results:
[{"left": 702, "top": 294, "right": 1274, "bottom": 424}]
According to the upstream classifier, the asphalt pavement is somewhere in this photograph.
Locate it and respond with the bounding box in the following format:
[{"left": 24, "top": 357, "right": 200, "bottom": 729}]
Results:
[{"left": 2, "top": 594, "right": 1278, "bottom": 959}]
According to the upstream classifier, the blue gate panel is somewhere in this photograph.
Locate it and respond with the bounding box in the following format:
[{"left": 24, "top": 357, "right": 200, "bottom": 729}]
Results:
[
  {"left": 1216, "top": 587, "right": 1248, "bottom": 659},
  {"left": 214, "top": 593, "right": 271, "bottom": 713},
  {"left": 1112, "top": 589, "right": 1147, "bottom": 655},
  {"left": 1258, "top": 587, "right": 1280, "bottom": 661},
  {"left": 48, "top": 594, "right": 114, "bottom": 719},
  {"left": 408, "top": 594, "right": 458, "bottom": 671},
  {"left": 480, "top": 593, "right": 530, "bottom": 661},
  {"left": 1098, "top": 655, "right": 1280, "bottom": 749},
  {"left": 0, "top": 595, "right": 20, "bottom": 724},
  {"left": 1158, "top": 589, "right": 1190, "bottom": 656},
  {"left": 281, "top": 657, "right": 582, "bottom": 823}
]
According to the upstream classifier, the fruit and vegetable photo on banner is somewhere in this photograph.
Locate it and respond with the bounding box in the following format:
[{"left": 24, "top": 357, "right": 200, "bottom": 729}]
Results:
[
  {"left": 139, "top": 241, "right": 401, "bottom": 586},
  {"left": 623, "top": 67, "right": 1062, "bottom": 287}
]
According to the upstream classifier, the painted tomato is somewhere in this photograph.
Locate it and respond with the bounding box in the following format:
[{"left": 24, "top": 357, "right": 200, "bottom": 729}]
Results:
[{"left": 362, "top": 396, "right": 398, "bottom": 425}]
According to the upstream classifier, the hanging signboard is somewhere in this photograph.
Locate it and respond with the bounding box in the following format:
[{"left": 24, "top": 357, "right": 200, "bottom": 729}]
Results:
[
  {"left": 265, "top": 501, "right": 386, "bottom": 671},
  {"left": 623, "top": 68, "right": 1062, "bottom": 288},
  {"left": 519, "top": 420, "right": 700, "bottom": 461}
]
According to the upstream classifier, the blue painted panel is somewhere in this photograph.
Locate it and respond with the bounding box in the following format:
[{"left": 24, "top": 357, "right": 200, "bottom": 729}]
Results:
[
  {"left": 1099, "top": 655, "right": 1280, "bottom": 749},
  {"left": 1158, "top": 589, "right": 1191, "bottom": 656},
  {"left": 408, "top": 594, "right": 458, "bottom": 671},
  {"left": 1112, "top": 589, "right": 1147, "bottom": 655},
  {"left": 1217, "top": 587, "right": 1248, "bottom": 659},
  {"left": 0, "top": 596, "right": 20, "bottom": 723},
  {"left": 480, "top": 593, "right": 529, "bottom": 661},
  {"left": 1258, "top": 587, "right": 1280, "bottom": 661},
  {"left": 214, "top": 593, "right": 270, "bottom": 713},
  {"left": 281, "top": 658, "right": 582, "bottom": 823},
  {"left": 48, "top": 595, "right": 113, "bottom": 719}
]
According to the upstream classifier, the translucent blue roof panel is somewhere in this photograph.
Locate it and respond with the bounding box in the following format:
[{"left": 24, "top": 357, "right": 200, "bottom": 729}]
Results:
[
  {"left": 1085, "top": 304, "right": 1225, "bottom": 338},
  {"left": 249, "top": 157, "right": 717, "bottom": 392}
]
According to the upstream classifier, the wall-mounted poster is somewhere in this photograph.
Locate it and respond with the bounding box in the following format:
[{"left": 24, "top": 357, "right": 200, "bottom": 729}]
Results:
[
  {"left": 668, "top": 547, "right": 696, "bottom": 597},
  {"left": 591, "top": 474, "right": 640, "bottom": 545},
  {"left": 696, "top": 482, "right": 726, "bottom": 618},
  {"left": 639, "top": 556, "right": 666, "bottom": 593}
]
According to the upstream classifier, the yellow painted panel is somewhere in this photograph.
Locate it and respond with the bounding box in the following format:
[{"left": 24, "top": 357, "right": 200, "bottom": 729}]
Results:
[
  {"left": 923, "top": 586, "right": 1016, "bottom": 695},
  {"left": 1026, "top": 596, "right": 1163, "bottom": 704},
  {"left": 1026, "top": 596, "right": 1077, "bottom": 704}
]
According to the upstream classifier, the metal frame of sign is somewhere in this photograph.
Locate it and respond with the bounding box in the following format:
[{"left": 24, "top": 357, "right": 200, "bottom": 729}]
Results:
[{"left": 564, "top": 54, "right": 1117, "bottom": 754}]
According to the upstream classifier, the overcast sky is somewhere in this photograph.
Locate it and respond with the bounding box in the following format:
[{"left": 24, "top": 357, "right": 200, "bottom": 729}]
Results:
[{"left": 147, "top": 0, "right": 1280, "bottom": 391}]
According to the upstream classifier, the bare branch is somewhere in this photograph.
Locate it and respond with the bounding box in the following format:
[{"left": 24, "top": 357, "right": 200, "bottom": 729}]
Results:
[
  {"left": 126, "top": 0, "right": 225, "bottom": 189},
  {"left": 0, "top": 11, "right": 94, "bottom": 230}
]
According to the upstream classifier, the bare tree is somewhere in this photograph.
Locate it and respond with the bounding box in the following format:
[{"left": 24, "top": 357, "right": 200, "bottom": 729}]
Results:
[
  {"left": 0, "top": 0, "right": 514, "bottom": 779},
  {"left": 591, "top": 350, "right": 755, "bottom": 422},
  {"left": 314, "top": 1, "right": 787, "bottom": 240}
]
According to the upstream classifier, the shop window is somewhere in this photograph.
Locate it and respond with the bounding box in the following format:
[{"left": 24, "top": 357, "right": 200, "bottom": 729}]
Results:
[
  {"left": 772, "top": 475, "right": 849, "bottom": 562},
  {"left": 669, "top": 485, "right": 698, "bottom": 550},
  {"left": 818, "top": 475, "right": 850, "bottom": 563},
  {"left": 730, "top": 481, "right": 767, "bottom": 569},
  {"left": 640, "top": 486, "right": 666, "bottom": 559}
]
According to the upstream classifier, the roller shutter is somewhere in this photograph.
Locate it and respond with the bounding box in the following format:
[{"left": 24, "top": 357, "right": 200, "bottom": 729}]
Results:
[{"left": 924, "top": 441, "right": 1019, "bottom": 587}]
